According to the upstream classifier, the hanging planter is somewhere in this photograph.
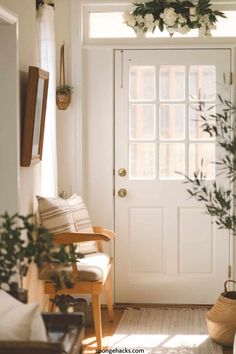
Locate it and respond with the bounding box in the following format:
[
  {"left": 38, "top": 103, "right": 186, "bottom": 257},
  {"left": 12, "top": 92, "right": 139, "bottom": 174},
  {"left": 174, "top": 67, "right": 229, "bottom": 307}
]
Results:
[
  {"left": 56, "top": 43, "right": 73, "bottom": 110},
  {"left": 123, "top": 0, "right": 226, "bottom": 37}
]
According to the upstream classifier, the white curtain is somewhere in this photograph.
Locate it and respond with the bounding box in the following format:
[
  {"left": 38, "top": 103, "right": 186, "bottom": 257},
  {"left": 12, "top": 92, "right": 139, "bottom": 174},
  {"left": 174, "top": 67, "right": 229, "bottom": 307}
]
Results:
[
  {"left": 37, "top": 5, "right": 58, "bottom": 197},
  {"left": 27, "top": 5, "right": 58, "bottom": 310}
]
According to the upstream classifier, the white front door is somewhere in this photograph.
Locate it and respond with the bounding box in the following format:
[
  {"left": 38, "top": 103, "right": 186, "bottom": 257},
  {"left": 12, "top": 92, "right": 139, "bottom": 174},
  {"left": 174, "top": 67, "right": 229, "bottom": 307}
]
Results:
[{"left": 115, "top": 48, "right": 231, "bottom": 304}]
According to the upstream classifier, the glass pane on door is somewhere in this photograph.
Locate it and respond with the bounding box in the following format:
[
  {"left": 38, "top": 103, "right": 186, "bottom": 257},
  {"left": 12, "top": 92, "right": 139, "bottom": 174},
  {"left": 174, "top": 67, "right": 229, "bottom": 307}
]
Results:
[
  {"left": 130, "top": 104, "right": 155, "bottom": 140},
  {"left": 160, "top": 104, "right": 185, "bottom": 140},
  {"left": 189, "top": 104, "right": 215, "bottom": 140},
  {"left": 159, "top": 66, "right": 185, "bottom": 101},
  {"left": 129, "top": 66, "right": 155, "bottom": 101},
  {"left": 189, "top": 66, "right": 215, "bottom": 101}
]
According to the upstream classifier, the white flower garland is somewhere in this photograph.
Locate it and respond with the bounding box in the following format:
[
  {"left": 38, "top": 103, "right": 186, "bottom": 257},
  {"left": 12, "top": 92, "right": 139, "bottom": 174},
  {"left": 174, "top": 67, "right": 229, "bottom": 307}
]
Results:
[{"left": 123, "top": 0, "right": 225, "bottom": 37}]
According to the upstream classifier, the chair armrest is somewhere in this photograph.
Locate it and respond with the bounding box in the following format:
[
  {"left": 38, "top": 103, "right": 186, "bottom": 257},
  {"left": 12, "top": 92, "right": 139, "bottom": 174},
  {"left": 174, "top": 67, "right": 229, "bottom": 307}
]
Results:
[
  {"left": 92, "top": 226, "right": 115, "bottom": 239},
  {"left": 53, "top": 232, "right": 112, "bottom": 245}
]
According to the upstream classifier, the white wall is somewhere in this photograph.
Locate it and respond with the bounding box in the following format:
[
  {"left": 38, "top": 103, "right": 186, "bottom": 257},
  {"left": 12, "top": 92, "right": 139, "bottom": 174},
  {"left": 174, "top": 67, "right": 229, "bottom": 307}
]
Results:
[
  {"left": 54, "top": 0, "right": 84, "bottom": 200},
  {"left": 0, "top": 18, "right": 18, "bottom": 214},
  {"left": 0, "top": 0, "right": 40, "bottom": 215},
  {"left": 83, "top": 47, "right": 114, "bottom": 228},
  {"left": 0, "top": 0, "right": 75, "bottom": 214},
  {"left": 54, "top": 1, "right": 114, "bottom": 227},
  {"left": 0, "top": 0, "right": 36, "bottom": 72},
  {"left": 54, "top": 0, "right": 75, "bottom": 197},
  {"left": 0, "top": 0, "right": 76, "bottom": 307}
]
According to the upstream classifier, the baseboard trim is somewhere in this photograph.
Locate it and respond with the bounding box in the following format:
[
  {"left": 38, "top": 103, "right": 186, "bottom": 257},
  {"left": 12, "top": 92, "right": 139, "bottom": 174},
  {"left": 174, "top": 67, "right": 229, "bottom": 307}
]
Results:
[{"left": 112, "top": 303, "right": 213, "bottom": 309}]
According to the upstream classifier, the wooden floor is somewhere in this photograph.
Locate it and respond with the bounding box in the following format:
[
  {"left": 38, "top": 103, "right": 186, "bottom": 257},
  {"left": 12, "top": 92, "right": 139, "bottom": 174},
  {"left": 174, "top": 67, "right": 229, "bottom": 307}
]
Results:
[
  {"left": 84, "top": 308, "right": 124, "bottom": 353},
  {"left": 83, "top": 308, "right": 233, "bottom": 354}
]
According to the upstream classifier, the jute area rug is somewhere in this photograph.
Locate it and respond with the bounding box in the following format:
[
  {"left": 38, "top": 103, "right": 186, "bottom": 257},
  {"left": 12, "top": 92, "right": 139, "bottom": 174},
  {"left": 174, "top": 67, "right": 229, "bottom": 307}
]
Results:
[{"left": 110, "top": 308, "right": 223, "bottom": 354}]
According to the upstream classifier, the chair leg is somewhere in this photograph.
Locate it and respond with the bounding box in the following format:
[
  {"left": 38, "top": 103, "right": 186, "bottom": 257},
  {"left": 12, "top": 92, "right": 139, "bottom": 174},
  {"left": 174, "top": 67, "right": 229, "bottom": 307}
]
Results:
[
  {"left": 105, "top": 274, "right": 114, "bottom": 322},
  {"left": 48, "top": 294, "right": 56, "bottom": 312},
  {"left": 92, "top": 294, "right": 102, "bottom": 349}
]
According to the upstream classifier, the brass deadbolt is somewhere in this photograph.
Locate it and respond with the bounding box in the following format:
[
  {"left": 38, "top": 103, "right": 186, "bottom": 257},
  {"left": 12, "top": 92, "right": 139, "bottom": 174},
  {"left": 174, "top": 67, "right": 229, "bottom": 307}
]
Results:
[{"left": 118, "top": 188, "right": 127, "bottom": 198}]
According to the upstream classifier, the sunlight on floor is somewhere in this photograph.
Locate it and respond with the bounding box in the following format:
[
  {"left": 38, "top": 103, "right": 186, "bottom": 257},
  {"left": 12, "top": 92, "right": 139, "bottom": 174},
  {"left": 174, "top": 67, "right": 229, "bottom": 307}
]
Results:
[
  {"left": 83, "top": 309, "right": 217, "bottom": 354},
  {"left": 83, "top": 335, "right": 116, "bottom": 352},
  {"left": 111, "top": 334, "right": 169, "bottom": 348},
  {"left": 163, "top": 335, "right": 209, "bottom": 348},
  {"left": 83, "top": 333, "right": 209, "bottom": 349},
  {"left": 83, "top": 336, "right": 97, "bottom": 346}
]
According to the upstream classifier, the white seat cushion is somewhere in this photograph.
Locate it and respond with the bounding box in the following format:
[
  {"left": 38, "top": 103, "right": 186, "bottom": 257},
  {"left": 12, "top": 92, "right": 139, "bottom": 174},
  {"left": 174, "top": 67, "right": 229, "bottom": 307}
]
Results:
[
  {"left": 39, "top": 253, "right": 110, "bottom": 282},
  {"left": 77, "top": 252, "right": 110, "bottom": 280}
]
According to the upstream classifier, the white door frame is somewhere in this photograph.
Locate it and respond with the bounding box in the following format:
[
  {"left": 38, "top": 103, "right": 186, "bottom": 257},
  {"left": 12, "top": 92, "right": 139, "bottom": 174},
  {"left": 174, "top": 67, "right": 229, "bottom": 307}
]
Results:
[
  {"left": 71, "top": 0, "right": 236, "bottom": 302},
  {"left": 0, "top": 5, "right": 17, "bottom": 24}
]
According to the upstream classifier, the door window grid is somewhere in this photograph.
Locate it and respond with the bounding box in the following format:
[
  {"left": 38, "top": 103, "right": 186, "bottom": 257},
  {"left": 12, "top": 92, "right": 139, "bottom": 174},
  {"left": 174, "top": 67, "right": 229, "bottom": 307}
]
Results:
[
  {"left": 188, "top": 65, "right": 216, "bottom": 180},
  {"left": 159, "top": 65, "right": 186, "bottom": 180},
  {"left": 129, "top": 66, "right": 156, "bottom": 180},
  {"left": 128, "top": 65, "right": 216, "bottom": 180}
]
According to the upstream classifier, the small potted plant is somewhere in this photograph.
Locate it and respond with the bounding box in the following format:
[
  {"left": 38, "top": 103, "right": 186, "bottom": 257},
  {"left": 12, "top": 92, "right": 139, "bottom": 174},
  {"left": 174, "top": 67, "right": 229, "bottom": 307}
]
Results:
[
  {"left": 56, "top": 84, "right": 73, "bottom": 110},
  {"left": 0, "top": 212, "right": 76, "bottom": 302}
]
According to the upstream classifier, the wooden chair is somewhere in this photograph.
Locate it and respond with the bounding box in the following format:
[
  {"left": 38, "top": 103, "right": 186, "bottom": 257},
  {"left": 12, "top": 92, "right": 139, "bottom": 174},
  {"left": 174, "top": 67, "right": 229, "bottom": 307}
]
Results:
[{"left": 40, "top": 226, "right": 115, "bottom": 349}]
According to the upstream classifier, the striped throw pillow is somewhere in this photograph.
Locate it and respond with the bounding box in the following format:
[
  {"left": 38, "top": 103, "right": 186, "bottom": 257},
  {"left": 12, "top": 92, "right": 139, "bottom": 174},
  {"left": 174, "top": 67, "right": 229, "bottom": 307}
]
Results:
[
  {"left": 67, "top": 194, "right": 98, "bottom": 254},
  {"left": 37, "top": 196, "right": 76, "bottom": 234}
]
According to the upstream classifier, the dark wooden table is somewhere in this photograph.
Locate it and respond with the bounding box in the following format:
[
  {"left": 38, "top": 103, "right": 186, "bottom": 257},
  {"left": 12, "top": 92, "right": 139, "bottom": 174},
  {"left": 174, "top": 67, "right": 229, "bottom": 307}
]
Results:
[{"left": 0, "top": 313, "right": 84, "bottom": 354}]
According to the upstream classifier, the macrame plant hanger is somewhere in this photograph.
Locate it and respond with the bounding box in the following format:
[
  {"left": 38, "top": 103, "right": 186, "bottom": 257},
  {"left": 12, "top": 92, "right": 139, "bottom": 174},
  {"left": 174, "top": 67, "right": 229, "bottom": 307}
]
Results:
[{"left": 56, "top": 43, "right": 71, "bottom": 110}]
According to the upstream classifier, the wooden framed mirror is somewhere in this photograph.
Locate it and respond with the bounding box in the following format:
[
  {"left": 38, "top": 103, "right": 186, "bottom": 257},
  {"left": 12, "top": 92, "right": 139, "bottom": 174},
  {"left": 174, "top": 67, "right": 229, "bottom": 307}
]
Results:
[{"left": 21, "top": 66, "right": 49, "bottom": 167}]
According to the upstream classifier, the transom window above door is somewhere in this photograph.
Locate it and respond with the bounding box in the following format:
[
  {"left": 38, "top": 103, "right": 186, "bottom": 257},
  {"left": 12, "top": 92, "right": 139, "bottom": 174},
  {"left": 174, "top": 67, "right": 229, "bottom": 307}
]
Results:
[
  {"left": 128, "top": 65, "right": 216, "bottom": 180},
  {"left": 87, "top": 10, "right": 236, "bottom": 39}
]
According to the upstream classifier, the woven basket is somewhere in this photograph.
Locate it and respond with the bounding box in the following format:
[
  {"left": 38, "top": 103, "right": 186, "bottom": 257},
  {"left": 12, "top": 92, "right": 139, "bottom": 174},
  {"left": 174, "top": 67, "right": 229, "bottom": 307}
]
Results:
[
  {"left": 206, "top": 280, "right": 236, "bottom": 346},
  {"left": 56, "top": 93, "right": 70, "bottom": 110}
]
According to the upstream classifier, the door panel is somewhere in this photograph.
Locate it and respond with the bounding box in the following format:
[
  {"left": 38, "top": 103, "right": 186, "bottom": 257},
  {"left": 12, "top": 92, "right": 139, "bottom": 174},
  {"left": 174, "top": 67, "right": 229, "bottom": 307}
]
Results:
[
  {"left": 115, "top": 49, "right": 232, "bottom": 304},
  {"left": 179, "top": 207, "right": 213, "bottom": 274}
]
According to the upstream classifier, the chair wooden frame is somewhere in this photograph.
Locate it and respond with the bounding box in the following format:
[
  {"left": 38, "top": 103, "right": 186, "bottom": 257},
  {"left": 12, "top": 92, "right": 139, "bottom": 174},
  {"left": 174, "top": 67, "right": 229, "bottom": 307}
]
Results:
[{"left": 43, "top": 226, "right": 115, "bottom": 349}]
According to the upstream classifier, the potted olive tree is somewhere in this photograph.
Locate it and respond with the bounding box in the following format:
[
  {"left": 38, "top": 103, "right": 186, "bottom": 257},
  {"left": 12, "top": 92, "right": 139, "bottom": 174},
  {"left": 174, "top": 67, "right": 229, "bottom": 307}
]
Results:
[
  {"left": 183, "top": 97, "right": 236, "bottom": 239},
  {"left": 182, "top": 96, "right": 236, "bottom": 346},
  {"left": 0, "top": 212, "right": 77, "bottom": 303}
]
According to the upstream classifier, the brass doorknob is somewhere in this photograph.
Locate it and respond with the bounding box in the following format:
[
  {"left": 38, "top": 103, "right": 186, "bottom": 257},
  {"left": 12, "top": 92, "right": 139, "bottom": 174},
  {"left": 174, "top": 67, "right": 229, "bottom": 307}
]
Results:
[
  {"left": 118, "top": 188, "right": 127, "bottom": 198},
  {"left": 118, "top": 168, "right": 127, "bottom": 177}
]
